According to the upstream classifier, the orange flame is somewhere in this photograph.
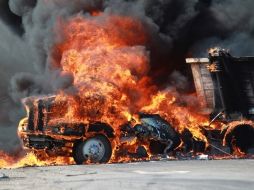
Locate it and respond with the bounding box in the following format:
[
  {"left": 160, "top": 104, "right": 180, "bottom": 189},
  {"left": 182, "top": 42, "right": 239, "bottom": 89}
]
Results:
[
  {"left": 51, "top": 14, "right": 155, "bottom": 130},
  {"left": 0, "top": 13, "right": 231, "bottom": 168}
]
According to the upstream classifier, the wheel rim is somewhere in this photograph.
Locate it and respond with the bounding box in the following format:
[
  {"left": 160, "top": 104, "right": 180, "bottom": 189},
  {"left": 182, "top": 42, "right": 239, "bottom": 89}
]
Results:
[{"left": 82, "top": 138, "right": 106, "bottom": 162}]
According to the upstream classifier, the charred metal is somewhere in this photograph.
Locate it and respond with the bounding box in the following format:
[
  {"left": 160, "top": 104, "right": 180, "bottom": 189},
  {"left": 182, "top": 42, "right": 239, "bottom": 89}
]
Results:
[
  {"left": 16, "top": 48, "right": 254, "bottom": 164},
  {"left": 187, "top": 48, "right": 254, "bottom": 155}
]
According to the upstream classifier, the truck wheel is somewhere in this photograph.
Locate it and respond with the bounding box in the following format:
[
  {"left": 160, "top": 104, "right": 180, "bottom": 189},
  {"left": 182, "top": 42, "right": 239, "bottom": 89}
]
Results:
[{"left": 73, "top": 135, "right": 112, "bottom": 164}]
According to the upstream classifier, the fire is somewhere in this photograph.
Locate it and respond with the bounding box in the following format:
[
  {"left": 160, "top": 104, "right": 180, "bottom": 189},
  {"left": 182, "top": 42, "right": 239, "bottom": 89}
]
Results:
[
  {"left": 0, "top": 151, "right": 73, "bottom": 169},
  {"left": 51, "top": 14, "right": 154, "bottom": 129},
  {"left": 142, "top": 91, "right": 211, "bottom": 145},
  {"left": 222, "top": 120, "right": 254, "bottom": 157},
  {"left": 52, "top": 13, "right": 214, "bottom": 153},
  {"left": 1, "top": 13, "right": 157, "bottom": 168},
  {"left": 0, "top": 13, "right": 238, "bottom": 168}
]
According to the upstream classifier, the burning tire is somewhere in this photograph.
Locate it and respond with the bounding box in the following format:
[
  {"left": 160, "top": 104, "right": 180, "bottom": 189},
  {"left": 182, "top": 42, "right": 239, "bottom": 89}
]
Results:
[
  {"left": 224, "top": 123, "right": 254, "bottom": 154},
  {"left": 73, "top": 135, "right": 112, "bottom": 164}
]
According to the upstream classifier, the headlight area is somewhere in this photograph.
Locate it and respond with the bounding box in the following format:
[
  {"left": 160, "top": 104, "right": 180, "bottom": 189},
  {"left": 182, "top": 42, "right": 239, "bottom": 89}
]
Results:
[{"left": 18, "top": 117, "right": 29, "bottom": 132}]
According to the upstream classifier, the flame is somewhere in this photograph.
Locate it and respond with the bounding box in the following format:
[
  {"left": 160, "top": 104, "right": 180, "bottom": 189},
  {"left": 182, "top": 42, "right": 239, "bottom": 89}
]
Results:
[
  {"left": 51, "top": 14, "right": 155, "bottom": 130},
  {"left": 1, "top": 13, "right": 240, "bottom": 168},
  {"left": 0, "top": 151, "right": 73, "bottom": 169},
  {"left": 141, "top": 91, "right": 211, "bottom": 145},
  {"left": 222, "top": 120, "right": 254, "bottom": 157},
  {"left": 52, "top": 13, "right": 214, "bottom": 152}
]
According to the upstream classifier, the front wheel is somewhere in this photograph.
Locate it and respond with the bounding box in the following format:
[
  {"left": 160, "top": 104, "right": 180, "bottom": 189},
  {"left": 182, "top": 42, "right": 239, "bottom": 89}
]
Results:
[{"left": 73, "top": 135, "right": 112, "bottom": 164}]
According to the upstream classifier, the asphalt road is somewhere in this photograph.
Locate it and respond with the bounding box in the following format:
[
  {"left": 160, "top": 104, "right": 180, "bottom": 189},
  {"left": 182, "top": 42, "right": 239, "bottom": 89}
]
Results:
[{"left": 1, "top": 160, "right": 254, "bottom": 190}]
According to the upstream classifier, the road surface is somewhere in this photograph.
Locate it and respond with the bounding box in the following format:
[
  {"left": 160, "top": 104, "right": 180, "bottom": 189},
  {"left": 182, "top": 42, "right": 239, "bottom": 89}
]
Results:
[{"left": 1, "top": 159, "right": 254, "bottom": 190}]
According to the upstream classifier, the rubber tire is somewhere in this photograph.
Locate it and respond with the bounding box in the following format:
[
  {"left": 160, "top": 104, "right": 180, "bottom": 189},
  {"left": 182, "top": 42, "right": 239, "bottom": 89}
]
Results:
[
  {"left": 73, "top": 135, "right": 112, "bottom": 165},
  {"left": 136, "top": 146, "right": 148, "bottom": 158}
]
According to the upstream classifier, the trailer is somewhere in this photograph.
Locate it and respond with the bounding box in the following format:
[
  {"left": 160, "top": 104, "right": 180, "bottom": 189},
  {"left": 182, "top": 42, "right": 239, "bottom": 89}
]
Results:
[{"left": 186, "top": 48, "right": 254, "bottom": 154}]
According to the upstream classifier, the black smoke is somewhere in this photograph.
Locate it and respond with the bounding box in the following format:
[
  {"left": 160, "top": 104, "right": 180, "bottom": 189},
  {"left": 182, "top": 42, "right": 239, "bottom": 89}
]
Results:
[{"left": 0, "top": 0, "right": 253, "bottom": 152}]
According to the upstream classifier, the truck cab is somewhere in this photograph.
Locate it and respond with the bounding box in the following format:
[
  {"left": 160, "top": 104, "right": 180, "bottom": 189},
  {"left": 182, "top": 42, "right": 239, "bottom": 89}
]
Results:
[{"left": 18, "top": 95, "right": 115, "bottom": 164}]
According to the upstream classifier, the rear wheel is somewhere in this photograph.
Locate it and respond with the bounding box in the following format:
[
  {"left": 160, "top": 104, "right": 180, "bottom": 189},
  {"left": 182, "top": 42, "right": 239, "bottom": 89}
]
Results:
[
  {"left": 224, "top": 124, "right": 254, "bottom": 154},
  {"left": 73, "top": 135, "right": 112, "bottom": 164}
]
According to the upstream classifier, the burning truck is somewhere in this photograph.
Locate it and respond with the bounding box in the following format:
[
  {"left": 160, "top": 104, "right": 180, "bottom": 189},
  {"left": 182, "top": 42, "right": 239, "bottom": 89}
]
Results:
[
  {"left": 17, "top": 48, "right": 254, "bottom": 165},
  {"left": 18, "top": 95, "right": 116, "bottom": 164},
  {"left": 18, "top": 95, "right": 181, "bottom": 164}
]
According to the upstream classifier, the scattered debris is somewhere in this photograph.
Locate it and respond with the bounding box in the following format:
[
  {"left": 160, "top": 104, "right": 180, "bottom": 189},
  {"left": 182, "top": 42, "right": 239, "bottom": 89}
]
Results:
[
  {"left": 196, "top": 154, "right": 209, "bottom": 160},
  {"left": 0, "top": 173, "right": 9, "bottom": 180}
]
